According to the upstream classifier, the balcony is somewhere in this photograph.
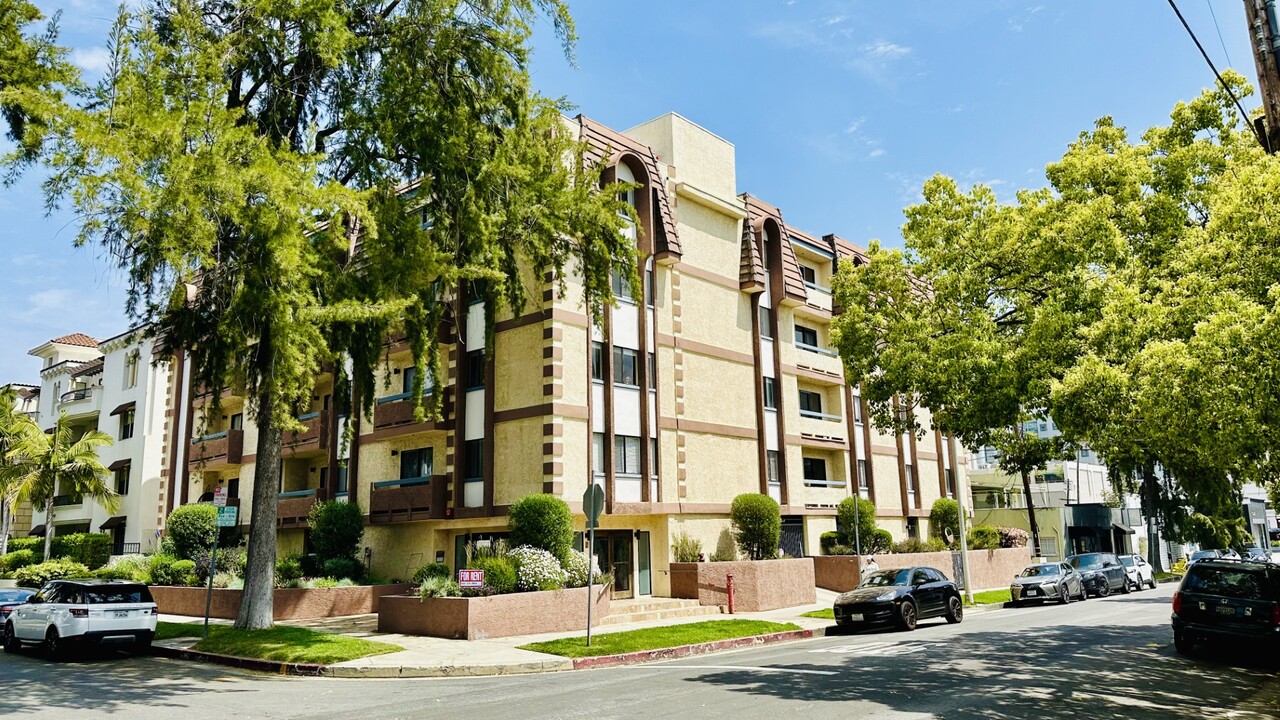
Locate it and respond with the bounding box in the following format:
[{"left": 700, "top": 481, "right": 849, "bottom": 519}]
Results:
[
  {"left": 370, "top": 476, "right": 446, "bottom": 523},
  {"left": 282, "top": 410, "right": 328, "bottom": 455},
  {"left": 277, "top": 489, "right": 318, "bottom": 528},
  {"left": 796, "top": 282, "right": 833, "bottom": 319},
  {"left": 189, "top": 429, "right": 245, "bottom": 469},
  {"left": 51, "top": 493, "right": 83, "bottom": 507},
  {"left": 373, "top": 393, "right": 440, "bottom": 430},
  {"left": 793, "top": 342, "right": 843, "bottom": 377},
  {"left": 58, "top": 387, "right": 101, "bottom": 418}
]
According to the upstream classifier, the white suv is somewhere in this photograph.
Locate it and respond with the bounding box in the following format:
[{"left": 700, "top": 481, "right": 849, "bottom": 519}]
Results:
[
  {"left": 1119, "top": 554, "right": 1157, "bottom": 590},
  {"left": 3, "top": 579, "right": 157, "bottom": 659}
]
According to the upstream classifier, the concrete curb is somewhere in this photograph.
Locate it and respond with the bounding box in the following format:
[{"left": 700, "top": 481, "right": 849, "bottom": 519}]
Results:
[
  {"left": 151, "top": 643, "right": 327, "bottom": 676},
  {"left": 324, "top": 659, "right": 574, "bottom": 678},
  {"left": 570, "top": 629, "right": 814, "bottom": 670}
]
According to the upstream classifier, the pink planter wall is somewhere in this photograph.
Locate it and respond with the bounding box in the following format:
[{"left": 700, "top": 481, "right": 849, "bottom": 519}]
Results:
[
  {"left": 377, "top": 585, "right": 612, "bottom": 640},
  {"left": 669, "top": 558, "right": 816, "bottom": 612},
  {"left": 150, "top": 584, "right": 413, "bottom": 620},
  {"left": 812, "top": 547, "right": 1032, "bottom": 592}
]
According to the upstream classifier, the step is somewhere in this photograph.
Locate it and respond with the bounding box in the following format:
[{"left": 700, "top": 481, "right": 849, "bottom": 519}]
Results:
[
  {"left": 600, "top": 604, "right": 724, "bottom": 626},
  {"left": 606, "top": 598, "right": 703, "bottom": 615}
]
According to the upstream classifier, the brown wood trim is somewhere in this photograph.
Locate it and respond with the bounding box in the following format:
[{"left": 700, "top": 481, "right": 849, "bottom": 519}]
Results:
[
  {"left": 180, "top": 356, "right": 195, "bottom": 508},
  {"left": 860, "top": 393, "right": 877, "bottom": 506},
  {"left": 751, "top": 293, "right": 769, "bottom": 495},
  {"left": 164, "top": 349, "right": 186, "bottom": 517},
  {"left": 493, "top": 307, "right": 589, "bottom": 334},
  {"left": 603, "top": 304, "right": 615, "bottom": 513},
  {"left": 935, "top": 431, "right": 947, "bottom": 499},
  {"left": 907, "top": 417, "right": 921, "bottom": 511},
  {"left": 349, "top": 384, "right": 362, "bottom": 506},
  {"left": 362, "top": 420, "right": 454, "bottom": 443},
  {"left": 916, "top": 450, "right": 939, "bottom": 461},
  {"left": 639, "top": 260, "right": 653, "bottom": 504},
  {"left": 785, "top": 433, "right": 849, "bottom": 450},
  {"left": 670, "top": 261, "right": 740, "bottom": 292},
  {"left": 451, "top": 295, "right": 466, "bottom": 514},
  {"left": 659, "top": 417, "right": 757, "bottom": 439},
  {"left": 493, "top": 402, "right": 588, "bottom": 425},
  {"left": 672, "top": 337, "right": 754, "bottom": 366},
  {"left": 482, "top": 327, "right": 496, "bottom": 513}
]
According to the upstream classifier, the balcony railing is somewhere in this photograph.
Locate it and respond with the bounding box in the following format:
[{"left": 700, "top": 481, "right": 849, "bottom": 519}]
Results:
[
  {"left": 283, "top": 410, "right": 328, "bottom": 453},
  {"left": 52, "top": 494, "right": 83, "bottom": 507},
  {"left": 277, "top": 489, "right": 318, "bottom": 528},
  {"left": 799, "top": 409, "right": 843, "bottom": 422},
  {"left": 370, "top": 476, "right": 444, "bottom": 523},
  {"left": 804, "top": 281, "right": 832, "bottom": 295},
  {"left": 373, "top": 393, "right": 439, "bottom": 430},
  {"left": 189, "top": 428, "right": 244, "bottom": 467},
  {"left": 796, "top": 341, "right": 839, "bottom": 357},
  {"left": 802, "top": 478, "right": 847, "bottom": 488},
  {"left": 59, "top": 387, "right": 95, "bottom": 404},
  {"left": 111, "top": 542, "right": 141, "bottom": 556}
]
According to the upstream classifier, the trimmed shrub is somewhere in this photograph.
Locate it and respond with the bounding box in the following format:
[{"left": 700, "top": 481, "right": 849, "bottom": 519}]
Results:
[
  {"left": 93, "top": 566, "right": 135, "bottom": 580},
  {"left": 5, "top": 537, "right": 40, "bottom": 554},
  {"left": 836, "top": 497, "right": 878, "bottom": 550},
  {"left": 55, "top": 533, "right": 112, "bottom": 570},
  {"left": 819, "top": 532, "right": 841, "bottom": 554},
  {"left": 308, "top": 500, "right": 365, "bottom": 564},
  {"left": 891, "top": 537, "right": 947, "bottom": 554},
  {"left": 146, "top": 553, "right": 183, "bottom": 585},
  {"left": 275, "top": 553, "right": 305, "bottom": 586},
  {"left": 322, "top": 556, "right": 364, "bottom": 582},
  {"left": 868, "top": 529, "right": 894, "bottom": 554},
  {"left": 1, "top": 549, "right": 36, "bottom": 572},
  {"left": 412, "top": 562, "right": 452, "bottom": 585},
  {"left": 467, "top": 554, "right": 517, "bottom": 595},
  {"left": 561, "top": 549, "right": 603, "bottom": 588},
  {"left": 171, "top": 560, "right": 198, "bottom": 586},
  {"left": 510, "top": 546, "right": 567, "bottom": 591},
  {"left": 166, "top": 503, "right": 218, "bottom": 560},
  {"left": 730, "top": 493, "right": 781, "bottom": 560},
  {"left": 968, "top": 524, "right": 1001, "bottom": 550},
  {"left": 308, "top": 577, "right": 341, "bottom": 589},
  {"left": 672, "top": 532, "right": 702, "bottom": 563},
  {"left": 212, "top": 571, "right": 238, "bottom": 589},
  {"left": 106, "top": 554, "right": 150, "bottom": 582},
  {"left": 418, "top": 577, "right": 462, "bottom": 598},
  {"left": 929, "top": 498, "right": 960, "bottom": 548},
  {"left": 508, "top": 494, "right": 574, "bottom": 561},
  {"left": 998, "top": 527, "right": 1029, "bottom": 548},
  {"left": 14, "top": 559, "right": 92, "bottom": 588}
]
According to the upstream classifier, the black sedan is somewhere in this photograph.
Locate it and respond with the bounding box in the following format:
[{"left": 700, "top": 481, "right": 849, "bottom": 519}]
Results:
[
  {"left": 1066, "top": 552, "right": 1130, "bottom": 597},
  {"left": 0, "top": 588, "right": 34, "bottom": 622},
  {"left": 833, "top": 566, "right": 964, "bottom": 631}
]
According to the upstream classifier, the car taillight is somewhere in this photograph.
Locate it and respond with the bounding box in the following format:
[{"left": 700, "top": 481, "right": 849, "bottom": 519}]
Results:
[
  {"left": 148, "top": 607, "right": 159, "bottom": 615},
  {"left": 1272, "top": 605, "right": 1280, "bottom": 626},
  {"left": 69, "top": 608, "right": 88, "bottom": 618},
  {"left": 1172, "top": 591, "right": 1182, "bottom": 614}
]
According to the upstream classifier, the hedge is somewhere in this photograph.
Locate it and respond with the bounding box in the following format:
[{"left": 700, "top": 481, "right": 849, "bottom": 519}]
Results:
[
  {"left": 508, "top": 494, "right": 574, "bottom": 561},
  {"left": 14, "top": 559, "right": 92, "bottom": 588},
  {"left": 730, "top": 493, "right": 781, "bottom": 560},
  {"left": 4, "top": 534, "right": 112, "bottom": 570}
]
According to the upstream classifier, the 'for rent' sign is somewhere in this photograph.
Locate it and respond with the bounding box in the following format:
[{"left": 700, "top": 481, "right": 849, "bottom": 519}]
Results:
[{"left": 458, "top": 569, "right": 484, "bottom": 588}]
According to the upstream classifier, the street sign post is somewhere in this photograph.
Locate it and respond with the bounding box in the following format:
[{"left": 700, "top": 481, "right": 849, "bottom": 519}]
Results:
[
  {"left": 583, "top": 484, "right": 605, "bottom": 647},
  {"left": 216, "top": 506, "right": 238, "bottom": 527},
  {"left": 205, "top": 504, "right": 238, "bottom": 637},
  {"left": 212, "top": 486, "right": 227, "bottom": 508}
]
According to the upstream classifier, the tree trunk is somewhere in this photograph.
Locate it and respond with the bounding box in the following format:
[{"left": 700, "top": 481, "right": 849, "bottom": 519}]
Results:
[
  {"left": 1021, "top": 468, "right": 1042, "bottom": 557},
  {"left": 42, "top": 499, "right": 54, "bottom": 561},
  {"left": 0, "top": 499, "right": 10, "bottom": 557},
  {"left": 236, "top": 322, "right": 283, "bottom": 630},
  {"left": 1142, "top": 463, "right": 1165, "bottom": 574}
]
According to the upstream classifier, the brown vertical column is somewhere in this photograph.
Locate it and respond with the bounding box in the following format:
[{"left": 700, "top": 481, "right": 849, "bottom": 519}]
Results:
[
  {"left": 842, "top": 381, "right": 858, "bottom": 501},
  {"left": 451, "top": 299, "right": 467, "bottom": 514},
  {"left": 859, "top": 394, "right": 877, "bottom": 506},
  {"left": 908, "top": 425, "right": 921, "bottom": 510},
  {"left": 637, "top": 267, "right": 652, "bottom": 505},
  {"left": 935, "top": 430, "right": 947, "bottom": 499},
  {"left": 348, "top": 384, "right": 361, "bottom": 505},
  {"left": 482, "top": 320, "right": 496, "bottom": 514},
  {"left": 602, "top": 309, "right": 616, "bottom": 513},
  {"left": 750, "top": 294, "right": 769, "bottom": 495},
  {"left": 179, "top": 360, "right": 195, "bottom": 507},
  {"left": 164, "top": 350, "right": 187, "bottom": 516}
]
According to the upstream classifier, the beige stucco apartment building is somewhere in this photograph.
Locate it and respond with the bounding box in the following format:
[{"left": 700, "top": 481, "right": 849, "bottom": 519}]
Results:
[{"left": 178, "top": 112, "right": 969, "bottom": 598}]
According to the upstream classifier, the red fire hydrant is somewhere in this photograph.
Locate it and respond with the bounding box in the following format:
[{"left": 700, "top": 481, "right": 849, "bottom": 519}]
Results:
[{"left": 726, "top": 573, "right": 735, "bottom": 614}]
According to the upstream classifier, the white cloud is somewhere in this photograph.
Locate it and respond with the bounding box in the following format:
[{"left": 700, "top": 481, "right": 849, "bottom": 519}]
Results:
[
  {"left": 823, "top": 15, "right": 847, "bottom": 26},
  {"left": 868, "top": 148, "right": 886, "bottom": 158},
  {"left": 948, "top": 104, "right": 966, "bottom": 113},
  {"left": 71, "top": 47, "right": 112, "bottom": 73},
  {"left": 860, "top": 40, "right": 911, "bottom": 59},
  {"left": 844, "top": 117, "right": 865, "bottom": 135}
]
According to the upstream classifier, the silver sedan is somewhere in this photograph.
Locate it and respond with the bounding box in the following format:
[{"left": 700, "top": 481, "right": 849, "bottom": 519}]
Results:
[{"left": 1010, "top": 562, "right": 1086, "bottom": 605}]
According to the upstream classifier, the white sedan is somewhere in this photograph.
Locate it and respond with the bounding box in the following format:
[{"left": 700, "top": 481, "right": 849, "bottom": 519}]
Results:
[{"left": 1119, "top": 554, "right": 1156, "bottom": 590}]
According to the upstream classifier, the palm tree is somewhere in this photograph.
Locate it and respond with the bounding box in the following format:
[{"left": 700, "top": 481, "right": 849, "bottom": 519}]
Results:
[
  {"left": 0, "top": 386, "right": 23, "bottom": 556},
  {"left": 5, "top": 413, "right": 118, "bottom": 561}
]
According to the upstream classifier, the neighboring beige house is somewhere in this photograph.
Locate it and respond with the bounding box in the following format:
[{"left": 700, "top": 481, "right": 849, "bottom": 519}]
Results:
[{"left": 176, "top": 112, "right": 970, "bottom": 596}]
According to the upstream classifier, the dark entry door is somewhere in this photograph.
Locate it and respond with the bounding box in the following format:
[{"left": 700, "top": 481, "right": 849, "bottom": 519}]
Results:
[
  {"left": 780, "top": 517, "right": 804, "bottom": 558},
  {"left": 593, "top": 532, "right": 633, "bottom": 599}
]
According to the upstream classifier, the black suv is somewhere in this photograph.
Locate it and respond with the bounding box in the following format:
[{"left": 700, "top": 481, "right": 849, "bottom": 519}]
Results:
[
  {"left": 1066, "top": 552, "right": 1130, "bottom": 597},
  {"left": 1172, "top": 558, "right": 1280, "bottom": 654}
]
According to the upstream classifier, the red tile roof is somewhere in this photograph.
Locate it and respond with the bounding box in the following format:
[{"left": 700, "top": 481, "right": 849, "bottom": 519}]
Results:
[{"left": 50, "top": 333, "right": 99, "bottom": 348}]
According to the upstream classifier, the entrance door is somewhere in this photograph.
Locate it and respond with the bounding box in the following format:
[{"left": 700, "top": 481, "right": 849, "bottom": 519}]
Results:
[
  {"left": 780, "top": 517, "right": 804, "bottom": 559},
  {"left": 637, "top": 531, "right": 651, "bottom": 596},
  {"left": 593, "top": 532, "right": 634, "bottom": 599}
]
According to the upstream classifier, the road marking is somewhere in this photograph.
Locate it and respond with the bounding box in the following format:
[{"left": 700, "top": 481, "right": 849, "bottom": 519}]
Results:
[
  {"left": 810, "top": 641, "right": 938, "bottom": 657},
  {"left": 657, "top": 664, "right": 838, "bottom": 675}
]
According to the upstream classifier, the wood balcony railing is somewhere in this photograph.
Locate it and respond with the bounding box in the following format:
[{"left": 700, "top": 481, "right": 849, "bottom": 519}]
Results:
[
  {"left": 369, "top": 476, "right": 447, "bottom": 523},
  {"left": 188, "top": 428, "right": 245, "bottom": 468},
  {"left": 283, "top": 410, "right": 328, "bottom": 454},
  {"left": 277, "top": 489, "right": 319, "bottom": 527}
]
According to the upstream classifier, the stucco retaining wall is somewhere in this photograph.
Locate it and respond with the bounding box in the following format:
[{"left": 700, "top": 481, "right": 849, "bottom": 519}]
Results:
[
  {"left": 377, "top": 585, "right": 611, "bottom": 640},
  {"left": 669, "top": 558, "right": 816, "bottom": 612},
  {"left": 812, "top": 547, "right": 1032, "bottom": 592},
  {"left": 150, "top": 584, "right": 413, "bottom": 620}
]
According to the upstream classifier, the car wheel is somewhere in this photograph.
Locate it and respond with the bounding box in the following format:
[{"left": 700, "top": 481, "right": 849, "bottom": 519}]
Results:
[
  {"left": 1059, "top": 584, "right": 1071, "bottom": 604},
  {"left": 1096, "top": 581, "right": 1110, "bottom": 598},
  {"left": 898, "top": 601, "right": 918, "bottom": 631},
  {"left": 1077, "top": 584, "right": 1088, "bottom": 601},
  {"left": 3, "top": 622, "right": 20, "bottom": 653},
  {"left": 134, "top": 635, "right": 152, "bottom": 654},
  {"left": 1149, "top": 577, "right": 1158, "bottom": 589},
  {"left": 945, "top": 596, "right": 964, "bottom": 624},
  {"left": 45, "top": 627, "right": 64, "bottom": 661},
  {"left": 1174, "top": 629, "right": 1194, "bottom": 655},
  {"left": 1120, "top": 577, "right": 1132, "bottom": 594}
]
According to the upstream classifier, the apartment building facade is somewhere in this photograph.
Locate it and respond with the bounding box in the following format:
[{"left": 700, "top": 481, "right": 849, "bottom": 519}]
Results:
[
  {"left": 177, "top": 112, "right": 969, "bottom": 597},
  {"left": 17, "top": 331, "right": 172, "bottom": 553}
]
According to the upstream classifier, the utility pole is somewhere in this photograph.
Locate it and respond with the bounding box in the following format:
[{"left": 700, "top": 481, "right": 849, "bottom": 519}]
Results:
[{"left": 1245, "top": 0, "right": 1280, "bottom": 151}]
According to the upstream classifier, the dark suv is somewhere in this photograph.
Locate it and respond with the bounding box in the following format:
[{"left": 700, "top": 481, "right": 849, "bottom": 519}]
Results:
[
  {"left": 1066, "top": 552, "right": 1130, "bottom": 597},
  {"left": 1172, "top": 558, "right": 1280, "bottom": 654}
]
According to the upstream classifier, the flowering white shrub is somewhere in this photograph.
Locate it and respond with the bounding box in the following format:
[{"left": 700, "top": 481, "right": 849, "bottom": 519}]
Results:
[
  {"left": 562, "top": 549, "right": 603, "bottom": 588},
  {"left": 509, "top": 545, "right": 567, "bottom": 592}
]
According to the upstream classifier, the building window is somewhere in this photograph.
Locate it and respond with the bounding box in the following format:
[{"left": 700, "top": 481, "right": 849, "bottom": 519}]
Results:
[
  {"left": 610, "top": 270, "right": 633, "bottom": 301},
  {"left": 113, "top": 466, "right": 129, "bottom": 495},
  {"left": 905, "top": 463, "right": 917, "bottom": 501},
  {"left": 645, "top": 269, "right": 655, "bottom": 307},
  {"left": 402, "top": 366, "right": 417, "bottom": 395},
  {"left": 647, "top": 352, "right": 657, "bottom": 390},
  {"left": 463, "top": 439, "right": 483, "bottom": 481},
  {"left": 799, "top": 265, "right": 816, "bottom": 284},
  {"left": 336, "top": 464, "right": 349, "bottom": 495},
  {"left": 767, "top": 450, "right": 780, "bottom": 484},
  {"left": 852, "top": 396, "right": 864, "bottom": 424},
  {"left": 591, "top": 342, "right": 604, "bottom": 382},
  {"left": 763, "top": 377, "right": 777, "bottom": 410},
  {"left": 592, "top": 433, "right": 606, "bottom": 477},
  {"left": 124, "top": 352, "right": 139, "bottom": 389},
  {"left": 230, "top": 413, "right": 244, "bottom": 430},
  {"left": 798, "top": 390, "right": 823, "bottom": 414},
  {"left": 907, "top": 517, "right": 919, "bottom": 540},
  {"left": 945, "top": 468, "right": 956, "bottom": 499},
  {"left": 400, "top": 447, "right": 433, "bottom": 480},
  {"left": 465, "top": 350, "right": 485, "bottom": 389},
  {"left": 803, "top": 457, "right": 827, "bottom": 482},
  {"left": 857, "top": 459, "right": 869, "bottom": 497},
  {"left": 649, "top": 438, "right": 658, "bottom": 478},
  {"left": 119, "top": 409, "right": 135, "bottom": 440},
  {"left": 758, "top": 305, "right": 773, "bottom": 339},
  {"left": 795, "top": 325, "right": 818, "bottom": 348},
  {"left": 615, "top": 435, "right": 641, "bottom": 475},
  {"left": 613, "top": 347, "right": 638, "bottom": 386}
]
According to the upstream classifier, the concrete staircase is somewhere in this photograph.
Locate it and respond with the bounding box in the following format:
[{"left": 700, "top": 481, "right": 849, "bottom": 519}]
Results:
[{"left": 600, "top": 597, "right": 724, "bottom": 626}]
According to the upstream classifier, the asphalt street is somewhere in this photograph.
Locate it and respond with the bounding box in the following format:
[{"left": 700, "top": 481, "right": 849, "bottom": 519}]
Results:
[{"left": 2, "top": 583, "right": 1277, "bottom": 720}]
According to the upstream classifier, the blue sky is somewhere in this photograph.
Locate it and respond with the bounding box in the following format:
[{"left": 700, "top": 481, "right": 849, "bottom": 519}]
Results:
[{"left": 0, "top": 0, "right": 1258, "bottom": 382}]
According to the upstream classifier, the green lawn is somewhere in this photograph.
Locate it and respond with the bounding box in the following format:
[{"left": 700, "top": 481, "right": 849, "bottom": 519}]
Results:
[
  {"left": 1154, "top": 572, "right": 1183, "bottom": 582},
  {"left": 801, "top": 608, "right": 834, "bottom": 620},
  {"left": 155, "top": 621, "right": 205, "bottom": 641},
  {"left": 155, "top": 622, "right": 402, "bottom": 665},
  {"left": 966, "top": 589, "right": 1012, "bottom": 606},
  {"left": 518, "top": 620, "right": 801, "bottom": 658}
]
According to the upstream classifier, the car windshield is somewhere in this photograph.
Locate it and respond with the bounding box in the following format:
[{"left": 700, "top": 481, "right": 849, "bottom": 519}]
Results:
[
  {"left": 0, "top": 590, "right": 32, "bottom": 602},
  {"left": 1182, "top": 566, "right": 1271, "bottom": 600},
  {"left": 1120, "top": 557, "right": 1135, "bottom": 567},
  {"left": 1020, "top": 565, "right": 1059, "bottom": 577},
  {"left": 861, "top": 569, "right": 913, "bottom": 587},
  {"left": 1068, "top": 554, "right": 1105, "bottom": 570},
  {"left": 83, "top": 586, "right": 154, "bottom": 604},
  {"left": 1191, "top": 551, "right": 1219, "bottom": 560}
]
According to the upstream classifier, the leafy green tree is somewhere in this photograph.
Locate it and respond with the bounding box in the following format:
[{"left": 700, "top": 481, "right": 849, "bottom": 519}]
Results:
[
  {"left": 836, "top": 496, "right": 877, "bottom": 554},
  {"left": 23, "top": 1, "right": 634, "bottom": 629},
  {"left": 508, "top": 494, "right": 574, "bottom": 562},
  {"left": 987, "top": 423, "right": 1071, "bottom": 554},
  {"left": 0, "top": 0, "right": 75, "bottom": 172},
  {"left": 4, "top": 414, "right": 117, "bottom": 561},
  {"left": 0, "top": 386, "right": 26, "bottom": 556},
  {"left": 730, "top": 493, "right": 781, "bottom": 560},
  {"left": 928, "top": 498, "right": 959, "bottom": 549}
]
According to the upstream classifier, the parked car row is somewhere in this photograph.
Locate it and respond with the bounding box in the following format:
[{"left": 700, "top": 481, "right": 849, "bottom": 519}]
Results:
[
  {"left": 1012, "top": 553, "right": 1156, "bottom": 607},
  {"left": 2, "top": 579, "right": 157, "bottom": 660}
]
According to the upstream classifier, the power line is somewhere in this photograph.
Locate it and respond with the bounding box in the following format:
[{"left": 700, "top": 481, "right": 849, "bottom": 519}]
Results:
[
  {"left": 1165, "top": 0, "right": 1268, "bottom": 151},
  {"left": 1205, "top": 0, "right": 1232, "bottom": 67}
]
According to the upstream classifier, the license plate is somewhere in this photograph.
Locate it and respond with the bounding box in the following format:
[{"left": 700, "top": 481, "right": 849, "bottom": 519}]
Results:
[
  {"left": 848, "top": 613, "right": 864, "bottom": 622},
  {"left": 1025, "top": 589, "right": 1038, "bottom": 596},
  {"left": 113, "top": 611, "right": 130, "bottom": 618},
  {"left": 1216, "top": 605, "right": 1235, "bottom": 616}
]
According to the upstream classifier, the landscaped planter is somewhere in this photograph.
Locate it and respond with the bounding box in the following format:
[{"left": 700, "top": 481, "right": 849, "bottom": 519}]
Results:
[
  {"left": 377, "top": 585, "right": 611, "bottom": 640},
  {"left": 669, "top": 558, "right": 816, "bottom": 612},
  {"left": 812, "top": 547, "right": 1032, "bottom": 592},
  {"left": 149, "top": 583, "right": 413, "bottom": 620}
]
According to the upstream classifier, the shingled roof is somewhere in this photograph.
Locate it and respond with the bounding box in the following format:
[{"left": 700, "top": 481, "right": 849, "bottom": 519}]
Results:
[
  {"left": 741, "top": 195, "right": 807, "bottom": 306},
  {"left": 739, "top": 221, "right": 765, "bottom": 292},
  {"left": 70, "top": 358, "right": 105, "bottom": 378},
  {"left": 577, "top": 116, "right": 682, "bottom": 261},
  {"left": 50, "top": 333, "right": 99, "bottom": 348}
]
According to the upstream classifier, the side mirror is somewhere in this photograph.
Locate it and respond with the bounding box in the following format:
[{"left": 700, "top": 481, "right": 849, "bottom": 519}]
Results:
[{"left": 26, "top": 596, "right": 41, "bottom": 605}]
